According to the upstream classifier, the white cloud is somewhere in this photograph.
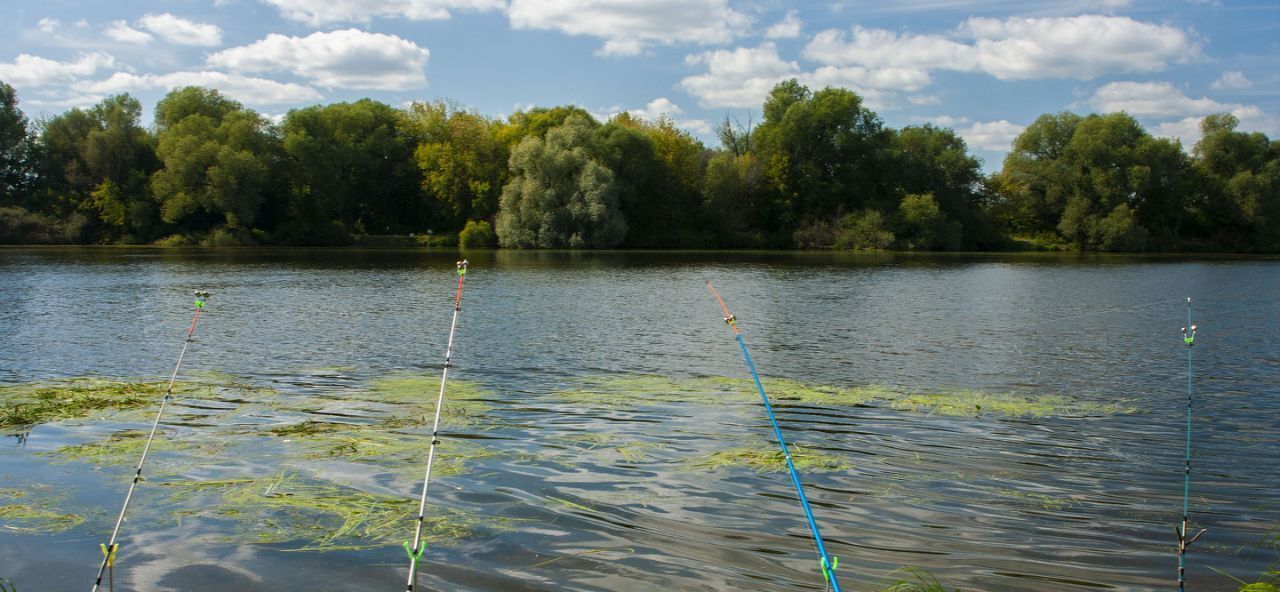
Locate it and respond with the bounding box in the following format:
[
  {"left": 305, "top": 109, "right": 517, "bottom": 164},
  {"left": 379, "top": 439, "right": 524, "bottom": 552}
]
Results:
[
  {"left": 138, "top": 13, "right": 223, "bottom": 47},
  {"left": 207, "top": 29, "right": 429, "bottom": 90},
  {"left": 957, "top": 120, "right": 1025, "bottom": 151},
  {"left": 803, "top": 15, "right": 1199, "bottom": 81},
  {"left": 766, "top": 10, "right": 802, "bottom": 39},
  {"left": 911, "top": 115, "right": 970, "bottom": 127},
  {"left": 617, "top": 97, "right": 712, "bottom": 134},
  {"left": 1155, "top": 106, "right": 1278, "bottom": 147},
  {"left": 508, "top": 0, "right": 751, "bottom": 56},
  {"left": 38, "top": 18, "right": 60, "bottom": 33},
  {"left": 1089, "top": 81, "right": 1226, "bottom": 117},
  {"left": 260, "top": 0, "right": 503, "bottom": 25},
  {"left": 0, "top": 52, "right": 116, "bottom": 87},
  {"left": 908, "top": 94, "right": 942, "bottom": 105},
  {"left": 105, "top": 20, "right": 155, "bottom": 45},
  {"left": 680, "top": 43, "right": 921, "bottom": 110},
  {"left": 78, "top": 71, "right": 323, "bottom": 105},
  {"left": 74, "top": 19, "right": 90, "bottom": 29},
  {"left": 1210, "top": 71, "right": 1252, "bottom": 91},
  {"left": 680, "top": 43, "right": 799, "bottom": 108}
]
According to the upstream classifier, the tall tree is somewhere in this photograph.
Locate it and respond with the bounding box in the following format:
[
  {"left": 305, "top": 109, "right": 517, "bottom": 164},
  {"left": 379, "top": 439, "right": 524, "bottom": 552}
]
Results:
[
  {"left": 282, "top": 99, "right": 418, "bottom": 243},
  {"left": 0, "top": 81, "right": 32, "bottom": 206},
  {"left": 754, "top": 80, "right": 892, "bottom": 230},
  {"left": 495, "top": 115, "right": 626, "bottom": 248},
  {"left": 1192, "top": 113, "right": 1280, "bottom": 250},
  {"left": 404, "top": 100, "right": 507, "bottom": 230},
  {"left": 151, "top": 87, "right": 278, "bottom": 243},
  {"left": 31, "top": 94, "right": 159, "bottom": 241}
]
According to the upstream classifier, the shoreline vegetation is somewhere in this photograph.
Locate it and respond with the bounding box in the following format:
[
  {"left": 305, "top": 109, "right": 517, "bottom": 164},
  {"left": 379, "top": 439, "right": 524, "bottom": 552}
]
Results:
[{"left": 1, "top": 80, "right": 1276, "bottom": 253}]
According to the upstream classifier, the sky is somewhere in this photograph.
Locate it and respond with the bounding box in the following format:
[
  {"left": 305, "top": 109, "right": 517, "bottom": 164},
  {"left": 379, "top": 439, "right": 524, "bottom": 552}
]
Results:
[{"left": 2, "top": 0, "right": 1278, "bottom": 171}]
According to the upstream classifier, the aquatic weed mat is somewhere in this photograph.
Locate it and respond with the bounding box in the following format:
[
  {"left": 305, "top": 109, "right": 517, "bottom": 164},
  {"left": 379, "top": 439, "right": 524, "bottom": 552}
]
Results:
[
  {"left": 0, "top": 377, "right": 281, "bottom": 429},
  {"left": 0, "top": 485, "right": 86, "bottom": 534},
  {"left": 685, "top": 444, "right": 853, "bottom": 473},
  {"left": 160, "top": 472, "right": 505, "bottom": 551},
  {"left": 548, "top": 373, "right": 1137, "bottom": 418}
]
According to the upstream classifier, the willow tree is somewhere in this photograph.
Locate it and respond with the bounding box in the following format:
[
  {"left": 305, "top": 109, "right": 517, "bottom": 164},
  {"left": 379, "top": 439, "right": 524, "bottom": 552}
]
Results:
[{"left": 495, "top": 115, "right": 626, "bottom": 248}]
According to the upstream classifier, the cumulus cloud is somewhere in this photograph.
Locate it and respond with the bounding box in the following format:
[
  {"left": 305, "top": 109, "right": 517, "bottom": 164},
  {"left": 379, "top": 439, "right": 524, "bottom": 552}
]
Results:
[
  {"left": 803, "top": 15, "right": 1199, "bottom": 81},
  {"left": 207, "top": 29, "right": 429, "bottom": 90},
  {"left": 38, "top": 18, "right": 60, "bottom": 33},
  {"left": 766, "top": 10, "right": 802, "bottom": 39},
  {"left": 956, "top": 120, "right": 1025, "bottom": 151},
  {"left": 680, "top": 43, "right": 917, "bottom": 109},
  {"left": 78, "top": 71, "right": 323, "bottom": 105},
  {"left": 0, "top": 52, "right": 116, "bottom": 87},
  {"left": 508, "top": 0, "right": 751, "bottom": 56},
  {"left": 139, "top": 13, "right": 223, "bottom": 47},
  {"left": 911, "top": 115, "right": 970, "bottom": 127},
  {"left": 1210, "top": 71, "right": 1252, "bottom": 91},
  {"left": 260, "top": 0, "right": 502, "bottom": 25},
  {"left": 680, "top": 43, "right": 799, "bottom": 108},
  {"left": 908, "top": 94, "right": 942, "bottom": 105},
  {"left": 617, "top": 97, "right": 712, "bottom": 134},
  {"left": 1089, "top": 81, "right": 1227, "bottom": 117},
  {"left": 105, "top": 20, "right": 155, "bottom": 44},
  {"left": 1155, "top": 107, "right": 1278, "bottom": 147}
]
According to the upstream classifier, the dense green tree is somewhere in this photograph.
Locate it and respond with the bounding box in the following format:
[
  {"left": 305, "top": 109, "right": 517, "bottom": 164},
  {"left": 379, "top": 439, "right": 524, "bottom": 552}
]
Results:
[
  {"left": 280, "top": 99, "right": 418, "bottom": 243},
  {"left": 890, "top": 125, "right": 994, "bottom": 247},
  {"left": 405, "top": 101, "right": 507, "bottom": 228},
  {"left": 495, "top": 115, "right": 626, "bottom": 248},
  {"left": 151, "top": 87, "right": 279, "bottom": 244},
  {"left": 897, "top": 193, "right": 961, "bottom": 250},
  {"left": 995, "top": 112, "right": 1083, "bottom": 234},
  {"left": 30, "top": 94, "right": 159, "bottom": 241},
  {"left": 0, "top": 81, "right": 32, "bottom": 206},
  {"left": 496, "top": 105, "right": 596, "bottom": 149},
  {"left": 1192, "top": 113, "right": 1280, "bottom": 249},
  {"left": 754, "top": 81, "right": 892, "bottom": 230}
]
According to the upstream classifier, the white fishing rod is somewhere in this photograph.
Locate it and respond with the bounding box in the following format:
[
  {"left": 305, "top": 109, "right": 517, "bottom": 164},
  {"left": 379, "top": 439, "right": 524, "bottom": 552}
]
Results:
[
  {"left": 404, "top": 261, "right": 467, "bottom": 592},
  {"left": 93, "top": 290, "right": 210, "bottom": 592}
]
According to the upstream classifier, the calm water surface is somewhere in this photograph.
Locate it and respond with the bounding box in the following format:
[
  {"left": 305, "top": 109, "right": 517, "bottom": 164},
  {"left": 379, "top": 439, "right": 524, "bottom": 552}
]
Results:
[{"left": 1, "top": 247, "right": 1277, "bottom": 591}]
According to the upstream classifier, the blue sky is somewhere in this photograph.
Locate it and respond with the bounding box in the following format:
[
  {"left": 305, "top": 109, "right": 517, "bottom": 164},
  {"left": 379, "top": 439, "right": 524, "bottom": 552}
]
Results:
[{"left": 3, "top": 0, "right": 1277, "bottom": 170}]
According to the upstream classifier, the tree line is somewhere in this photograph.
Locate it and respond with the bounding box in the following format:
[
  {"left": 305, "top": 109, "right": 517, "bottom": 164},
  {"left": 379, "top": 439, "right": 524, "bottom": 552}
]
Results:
[{"left": 1, "top": 79, "right": 1276, "bottom": 251}]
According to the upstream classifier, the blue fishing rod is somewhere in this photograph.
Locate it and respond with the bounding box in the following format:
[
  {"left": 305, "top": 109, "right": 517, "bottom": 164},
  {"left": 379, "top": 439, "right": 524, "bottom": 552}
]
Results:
[
  {"left": 706, "top": 281, "right": 842, "bottom": 592},
  {"left": 404, "top": 260, "right": 467, "bottom": 592},
  {"left": 93, "top": 290, "right": 210, "bottom": 592},
  {"left": 1177, "top": 297, "right": 1205, "bottom": 592}
]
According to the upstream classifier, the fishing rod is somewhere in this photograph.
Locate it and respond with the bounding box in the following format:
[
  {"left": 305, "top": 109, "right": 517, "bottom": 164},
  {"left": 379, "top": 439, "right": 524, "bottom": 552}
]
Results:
[
  {"left": 1177, "top": 297, "right": 1205, "bottom": 592},
  {"left": 705, "top": 281, "right": 843, "bottom": 592},
  {"left": 404, "top": 260, "right": 467, "bottom": 592},
  {"left": 93, "top": 290, "right": 210, "bottom": 592}
]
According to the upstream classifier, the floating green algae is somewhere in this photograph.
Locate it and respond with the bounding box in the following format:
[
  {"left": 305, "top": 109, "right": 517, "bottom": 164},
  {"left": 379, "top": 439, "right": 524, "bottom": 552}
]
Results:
[
  {"left": 551, "top": 373, "right": 1136, "bottom": 418},
  {"left": 275, "top": 425, "right": 506, "bottom": 479},
  {"left": 687, "top": 444, "right": 852, "bottom": 473},
  {"left": 877, "top": 567, "right": 956, "bottom": 592},
  {"left": 46, "top": 429, "right": 198, "bottom": 467},
  {"left": 0, "top": 505, "right": 85, "bottom": 534},
  {"left": 548, "top": 433, "right": 668, "bottom": 464},
  {"left": 0, "top": 380, "right": 171, "bottom": 427},
  {"left": 0, "top": 378, "right": 281, "bottom": 429},
  {"left": 162, "top": 473, "right": 497, "bottom": 551},
  {"left": 0, "top": 487, "right": 85, "bottom": 534},
  {"left": 991, "top": 487, "right": 1078, "bottom": 512}
]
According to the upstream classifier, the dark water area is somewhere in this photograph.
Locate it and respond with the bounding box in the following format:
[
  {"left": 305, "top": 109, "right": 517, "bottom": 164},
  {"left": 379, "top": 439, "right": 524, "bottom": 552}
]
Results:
[{"left": 1, "top": 247, "right": 1277, "bottom": 591}]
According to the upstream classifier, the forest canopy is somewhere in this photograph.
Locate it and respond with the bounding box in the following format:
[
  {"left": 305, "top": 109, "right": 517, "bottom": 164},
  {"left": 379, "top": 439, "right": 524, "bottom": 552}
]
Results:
[{"left": 1, "top": 79, "right": 1276, "bottom": 251}]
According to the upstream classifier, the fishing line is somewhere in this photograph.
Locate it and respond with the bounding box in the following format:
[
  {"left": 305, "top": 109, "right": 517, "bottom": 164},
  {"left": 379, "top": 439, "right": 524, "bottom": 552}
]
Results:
[
  {"left": 1177, "top": 297, "right": 1206, "bottom": 592},
  {"left": 404, "top": 260, "right": 467, "bottom": 592},
  {"left": 93, "top": 290, "right": 210, "bottom": 592},
  {"left": 705, "top": 280, "right": 843, "bottom": 592}
]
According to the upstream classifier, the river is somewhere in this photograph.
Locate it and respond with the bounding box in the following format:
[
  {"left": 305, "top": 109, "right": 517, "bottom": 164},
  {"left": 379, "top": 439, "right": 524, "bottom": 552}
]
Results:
[{"left": 1, "top": 247, "right": 1276, "bottom": 591}]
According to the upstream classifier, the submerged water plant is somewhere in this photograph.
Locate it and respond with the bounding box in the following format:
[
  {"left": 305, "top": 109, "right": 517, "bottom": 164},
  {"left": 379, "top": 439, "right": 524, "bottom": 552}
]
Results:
[
  {"left": 162, "top": 473, "right": 492, "bottom": 551},
  {"left": 550, "top": 373, "right": 1136, "bottom": 418},
  {"left": 0, "top": 380, "right": 173, "bottom": 428},
  {"left": 688, "top": 444, "right": 851, "bottom": 474},
  {"left": 877, "top": 567, "right": 957, "bottom": 592}
]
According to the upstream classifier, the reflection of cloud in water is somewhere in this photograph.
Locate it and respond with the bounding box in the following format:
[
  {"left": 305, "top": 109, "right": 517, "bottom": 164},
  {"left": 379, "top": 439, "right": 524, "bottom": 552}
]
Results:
[{"left": 121, "top": 530, "right": 262, "bottom": 591}]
